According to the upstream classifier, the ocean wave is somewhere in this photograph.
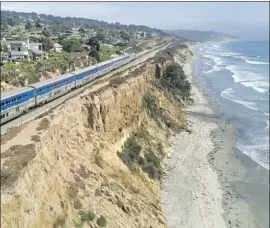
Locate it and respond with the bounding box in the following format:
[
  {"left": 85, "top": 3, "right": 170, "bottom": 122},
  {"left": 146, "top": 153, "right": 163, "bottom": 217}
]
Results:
[
  {"left": 245, "top": 60, "right": 269, "bottom": 65},
  {"left": 226, "top": 65, "right": 266, "bottom": 82},
  {"left": 240, "top": 81, "right": 269, "bottom": 94},
  {"left": 225, "top": 64, "right": 269, "bottom": 94},
  {"left": 221, "top": 88, "right": 259, "bottom": 111},
  {"left": 219, "top": 52, "right": 242, "bottom": 57},
  {"left": 203, "top": 65, "right": 221, "bottom": 74},
  {"left": 204, "top": 54, "right": 224, "bottom": 66},
  {"left": 237, "top": 141, "right": 269, "bottom": 170}
]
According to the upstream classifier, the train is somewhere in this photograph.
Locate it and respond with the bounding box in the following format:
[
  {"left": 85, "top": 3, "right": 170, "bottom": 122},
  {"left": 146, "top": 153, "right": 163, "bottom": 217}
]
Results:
[
  {"left": 0, "top": 42, "right": 170, "bottom": 125},
  {"left": 0, "top": 52, "right": 139, "bottom": 125}
]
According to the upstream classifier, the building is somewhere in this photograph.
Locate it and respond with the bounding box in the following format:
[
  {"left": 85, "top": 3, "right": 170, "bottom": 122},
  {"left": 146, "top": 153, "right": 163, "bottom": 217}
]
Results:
[
  {"left": 53, "top": 43, "right": 63, "bottom": 52},
  {"left": 5, "top": 39, "right": 44, "bottom": 61},
  {"left": 0, "top": 52, "right": 9, "bottom": 62}
]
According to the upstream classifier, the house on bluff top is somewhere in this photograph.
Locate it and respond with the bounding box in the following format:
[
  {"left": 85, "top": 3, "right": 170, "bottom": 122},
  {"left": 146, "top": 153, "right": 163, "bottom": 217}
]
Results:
[{"left": 5, "top": 38, "right": 45, "bottom": 61}]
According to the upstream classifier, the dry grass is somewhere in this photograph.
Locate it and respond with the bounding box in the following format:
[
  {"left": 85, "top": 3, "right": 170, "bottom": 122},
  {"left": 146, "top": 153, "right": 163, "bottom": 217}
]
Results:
[
  {"left": 31, "top": 135, "right": 41, "bottom": 142},
  {"left": 111, "top": 171, "right": 141, "bottom": 195},
  {"left": 1, "top": 125, "right": 24, "bottom": 145},
  {"left": 74, "top": 174, "right": 86, "bottom": 190},
  {"left": 74, "top": 198, "right": 82, "bottom": 210},
  {"left": 67, "top": 182, "right": 78, "bottom": 199},
  {"left": 36, "top": 118, "right": 50, "bottom": 131},
  {"left": 1, "top": 144, "right": 36, "bottom": 188}
]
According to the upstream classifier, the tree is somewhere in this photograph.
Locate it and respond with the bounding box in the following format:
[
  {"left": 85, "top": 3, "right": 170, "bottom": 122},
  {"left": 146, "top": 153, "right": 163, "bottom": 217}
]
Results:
[
  {"left": 87, "top": 37, "right": 100, "bottom": 52},
  {"left": 89, "top": 49, "right": 100, "bottom": 62},
  {"left": 78, "top": 27, "right": 85, "bottom": 34},
  {"left": 42, "top": 28, "right": 51, "bottom": 37},
  {"left": 35, "top": 19, "right": 42, "bottom": 29},
  {"left": 95, "top": 32, "right": 106, "bottom": 42},
  {"left": 120, "top": 31, "right": 130, "bottom": 41},
  {"left": 61, "top": 39, "right": 84, "bottom": 53},
  {"left": 25, "top": 20, "right": 32, "bottom": 31},
  {"left": 40, "top": 37, "right": 54, "bottom": 51},
  {"left": 7, "top": 17, "right": 16, "bottom": 27},
  {"left": 146, "top": 32, "right": 152, "bottom": 39}
]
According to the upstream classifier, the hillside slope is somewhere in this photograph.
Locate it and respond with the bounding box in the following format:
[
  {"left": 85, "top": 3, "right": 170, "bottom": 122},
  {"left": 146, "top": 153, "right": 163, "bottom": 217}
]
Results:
[
  {"left": 1, "top": 44, "right": 193, "bottom": 228},
  {"left": 164, "top": 29, "right": 236, "bottom": 41}
]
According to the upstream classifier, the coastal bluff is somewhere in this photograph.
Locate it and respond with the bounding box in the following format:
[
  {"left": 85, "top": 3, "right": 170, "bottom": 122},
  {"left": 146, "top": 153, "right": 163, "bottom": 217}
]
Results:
[{"left": 1, "top": 44, "right": 193, "bottom": 228}]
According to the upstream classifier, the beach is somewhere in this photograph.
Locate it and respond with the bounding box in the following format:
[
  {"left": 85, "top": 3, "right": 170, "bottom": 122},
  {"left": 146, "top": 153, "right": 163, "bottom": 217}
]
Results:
[{"left": 161, "top": 47, "right": 260, "bottom": 228}]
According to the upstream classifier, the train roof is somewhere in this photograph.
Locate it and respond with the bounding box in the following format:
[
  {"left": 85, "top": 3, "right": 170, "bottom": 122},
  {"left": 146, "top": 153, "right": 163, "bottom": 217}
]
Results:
[
  {"left": 1, "top": 55, "right": 132, "bottom": 100},
  {"left": 29, "top": 72, "right": 76, "bottom": 88},
  {"left": 73, "top": 64, "right": 97, "bottom": 74},
  {"left": 1, "top": 87, "right": 34, "bottom": 100}
]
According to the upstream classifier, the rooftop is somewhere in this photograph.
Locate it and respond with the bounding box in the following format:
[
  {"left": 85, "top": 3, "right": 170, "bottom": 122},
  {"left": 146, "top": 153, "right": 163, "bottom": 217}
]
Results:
[{"left": 53, "top": 43, "right": 63, "bottom": 48}]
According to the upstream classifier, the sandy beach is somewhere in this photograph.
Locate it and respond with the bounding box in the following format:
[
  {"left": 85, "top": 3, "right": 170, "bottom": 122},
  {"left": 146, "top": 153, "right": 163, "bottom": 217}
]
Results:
[{"left": 161, "top": 48, "right": 258, "bottom": 228}]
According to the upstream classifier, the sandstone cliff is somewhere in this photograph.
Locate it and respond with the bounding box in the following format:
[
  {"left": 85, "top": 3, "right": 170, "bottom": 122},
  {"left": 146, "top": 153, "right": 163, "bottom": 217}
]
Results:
[{"left": 1, "top": 46, "right": 192, "bottom": 228}]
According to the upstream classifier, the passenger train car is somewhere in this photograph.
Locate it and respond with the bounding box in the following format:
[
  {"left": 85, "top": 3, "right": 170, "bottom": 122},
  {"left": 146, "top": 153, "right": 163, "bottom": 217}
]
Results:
[{"left": 0, "top": 53, "right": 136, "bottom": 125}]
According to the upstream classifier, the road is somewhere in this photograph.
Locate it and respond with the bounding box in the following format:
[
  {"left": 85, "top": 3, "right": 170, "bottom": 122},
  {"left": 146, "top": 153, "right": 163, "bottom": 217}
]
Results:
[{"left": 1, "top": 43, "right": 170, "bottom": 135}]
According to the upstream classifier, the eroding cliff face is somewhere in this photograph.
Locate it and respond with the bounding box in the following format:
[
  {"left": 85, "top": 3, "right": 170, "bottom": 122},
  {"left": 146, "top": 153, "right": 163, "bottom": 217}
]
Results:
[{"left": 1, "top": 55, "right": 187, "bottom": 228}]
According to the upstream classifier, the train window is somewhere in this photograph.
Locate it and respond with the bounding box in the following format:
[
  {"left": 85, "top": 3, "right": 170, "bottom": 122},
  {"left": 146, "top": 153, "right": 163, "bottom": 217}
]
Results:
[
  {"left": 25, "top": 94, "right": 27, "bottom": 97},
  {"left": 6, "top": 113, "right": 9, "bottom": 116}
]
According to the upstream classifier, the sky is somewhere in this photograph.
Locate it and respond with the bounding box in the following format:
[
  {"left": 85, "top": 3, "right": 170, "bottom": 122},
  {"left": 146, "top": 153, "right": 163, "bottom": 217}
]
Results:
[{"left": 1, "top": 1, "right": 269, "bottom": 40}]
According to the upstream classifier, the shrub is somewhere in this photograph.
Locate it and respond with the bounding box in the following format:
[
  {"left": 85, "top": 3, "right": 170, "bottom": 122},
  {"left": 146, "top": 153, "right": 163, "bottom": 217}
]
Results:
[
  {"left": 142, "top": 163, "right": 159, "bottom": 180},
  {"left": 117, "top": 134, "right": 142, "bottom": 169},
  {"left": 117, "top": 199, "right": 124, "bottom": 208},
  {"left": 94, "top": 151, "right": 103, "bottom": 168},
  {"left": 96, "top": 215, "right": 107, "bottom": 227},
  {"left": 80, "top": 211, "right": 95, "bottom": 222}
]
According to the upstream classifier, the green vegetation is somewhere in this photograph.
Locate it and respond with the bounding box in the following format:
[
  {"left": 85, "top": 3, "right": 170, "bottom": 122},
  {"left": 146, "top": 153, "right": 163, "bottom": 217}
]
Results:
[
  {"left": 154, "top": 45, "right": 192, "bottom": 99},
  {"left": 1, "top": 52, "right": 93, "bottom": 87},
  {"left": 142, "top": 93, "right": 182, "bottom": 131},
  {"left": 25, "top": 20, "right": 32, "bottom": 31},
  {"left": 117, "top": 132, "right": 163, "bottom": 180},
  {"left": 117, "top": 134, "right": 142, "bottom": 170},
  {"left": 99, "top": 44, "right": 122, "bottom": 62},
  {"left": 60, "top": 39, "right": 84, "bottom": 53},
  {"left": 1, "top": 10, "right": 165, "bottom": 39},
  {"left": 96, "top": 215, "right": 107, "bottom": 227},
  {"left": 160, "top": 63, "right": 191, "bottom": 98},
  {"left": 79, "top": 211, "right": 96, "bottom": 223},
  {"left": 73, "top": 211, "right": 96, "bottom": 228},
  {"left": 94, "top": 150, "right": 104, "bottom": 168},
  {"left": 53, "top": 214, "right": 66, "bottom": 228},
  {"left": 155, "top": 47, "right": 175, "bottom": 63}
]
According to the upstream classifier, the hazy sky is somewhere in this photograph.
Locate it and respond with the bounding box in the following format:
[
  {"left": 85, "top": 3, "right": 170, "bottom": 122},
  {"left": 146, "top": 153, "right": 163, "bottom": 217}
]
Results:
[{"left": 2, "top": 2, "right": 269, "bottom": 40}]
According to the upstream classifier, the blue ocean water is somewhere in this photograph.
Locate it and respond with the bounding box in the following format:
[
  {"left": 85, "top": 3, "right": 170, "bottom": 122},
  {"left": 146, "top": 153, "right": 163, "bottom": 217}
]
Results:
[{"left": 193, "top": 40, "right": 269, "bottom": 170}]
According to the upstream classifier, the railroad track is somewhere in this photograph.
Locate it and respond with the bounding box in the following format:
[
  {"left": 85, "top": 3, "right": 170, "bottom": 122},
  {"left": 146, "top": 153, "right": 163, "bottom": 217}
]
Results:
[{"left": 1, "top": 43, "right": 170, "bottom": 135}]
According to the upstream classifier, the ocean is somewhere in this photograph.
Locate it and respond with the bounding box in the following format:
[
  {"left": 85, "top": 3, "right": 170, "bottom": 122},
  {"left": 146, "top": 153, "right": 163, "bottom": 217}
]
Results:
[{"left": 193, "top": 40, "right": 269, "bottom": 172}]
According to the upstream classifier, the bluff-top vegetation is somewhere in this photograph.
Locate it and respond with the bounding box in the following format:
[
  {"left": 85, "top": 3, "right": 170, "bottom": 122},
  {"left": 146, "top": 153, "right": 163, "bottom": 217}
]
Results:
[{"left": 1, "top": 10, "right": 166, "bottom": 38}]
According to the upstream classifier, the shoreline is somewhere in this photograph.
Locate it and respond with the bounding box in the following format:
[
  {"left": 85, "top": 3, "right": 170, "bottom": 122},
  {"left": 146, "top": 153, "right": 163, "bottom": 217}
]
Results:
[{"left": 161, "top": 47, "right": 258, "bottom": 228}]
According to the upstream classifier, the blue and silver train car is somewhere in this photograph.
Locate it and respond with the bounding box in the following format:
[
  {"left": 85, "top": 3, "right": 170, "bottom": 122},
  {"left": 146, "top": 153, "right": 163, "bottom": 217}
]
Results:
[
  {"left": 0, "top": 52, "right": 143, "bottom": 125},
  {"left": 112, "top": 55, "right": 132, "bottom": 69},
  {"left": 74, "top": 65, "right": 98, "bottom": 87},
  {"left": 29, "top": 72, "right": 76, "bottom": 106},
  {"left": 96, "top": 59, "right": 115, "bottom": 77},
  {"left": 0, "top": 87, "right": 35, "bottom": 124}
]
